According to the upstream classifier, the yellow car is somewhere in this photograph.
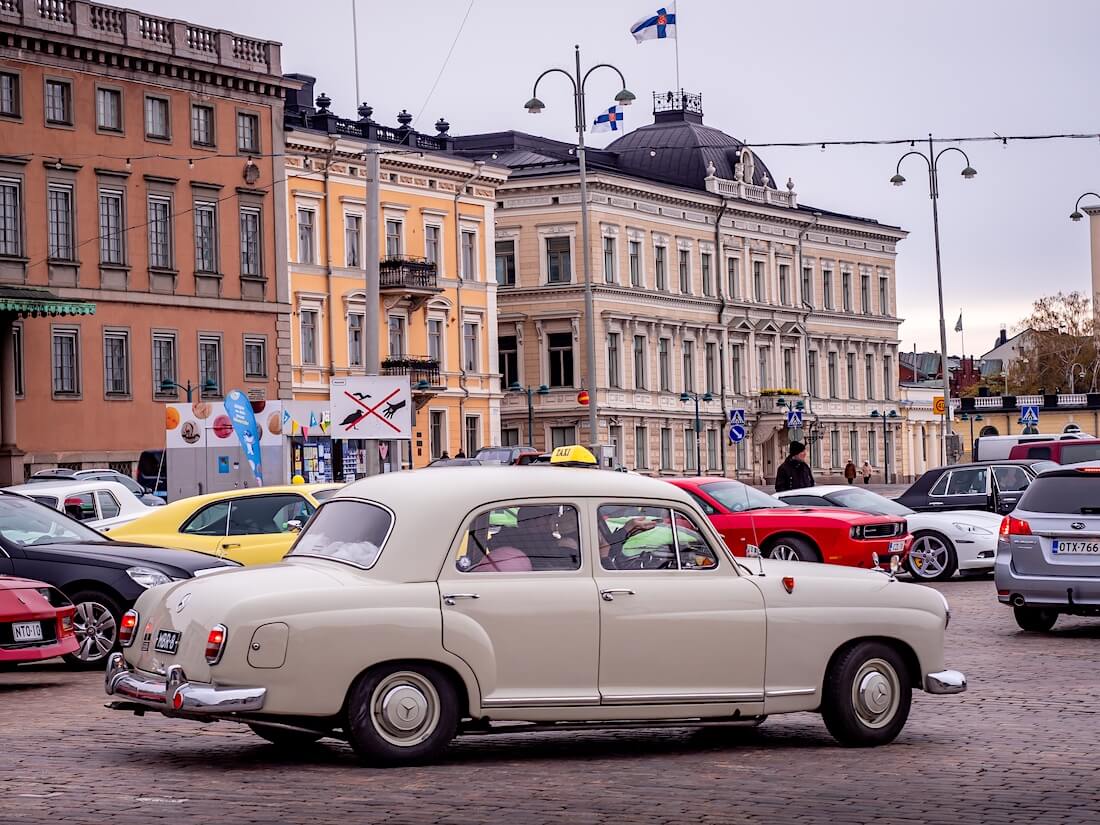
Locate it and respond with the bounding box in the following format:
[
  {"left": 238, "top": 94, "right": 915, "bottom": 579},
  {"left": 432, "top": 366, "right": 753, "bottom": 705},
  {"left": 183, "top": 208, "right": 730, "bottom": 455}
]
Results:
[{"left": 107, "top": 484, "right": 341, "bottom": 566}]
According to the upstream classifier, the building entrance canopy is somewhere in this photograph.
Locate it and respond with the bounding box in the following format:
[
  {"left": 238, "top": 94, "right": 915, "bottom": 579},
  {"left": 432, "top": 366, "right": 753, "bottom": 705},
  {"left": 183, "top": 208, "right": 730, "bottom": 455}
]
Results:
[{"left": 0, "top": 286, "right": 96, "bottom": 318}]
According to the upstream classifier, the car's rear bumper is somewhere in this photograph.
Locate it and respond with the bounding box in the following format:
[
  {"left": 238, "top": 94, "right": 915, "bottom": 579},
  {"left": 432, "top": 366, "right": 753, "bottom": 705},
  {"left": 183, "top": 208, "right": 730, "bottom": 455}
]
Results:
[
  {"left": 104, "top": 652, "right": 266, "bottom": 714},
  {"left": 995, "top": 555, "right": 1100, "bottom": 607},
  {"left": 924, "top": 669, "right": 967, "bottom": 695}
]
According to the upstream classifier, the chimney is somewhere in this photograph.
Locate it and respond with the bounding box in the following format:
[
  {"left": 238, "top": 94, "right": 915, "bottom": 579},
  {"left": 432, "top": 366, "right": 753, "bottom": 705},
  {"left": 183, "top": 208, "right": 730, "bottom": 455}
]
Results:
[
  {"left": 283, "top": 73, "right": 316, "bottom": 115},
  {"left": 997, "top": 327, "right": 1007, "bottom": 347}
]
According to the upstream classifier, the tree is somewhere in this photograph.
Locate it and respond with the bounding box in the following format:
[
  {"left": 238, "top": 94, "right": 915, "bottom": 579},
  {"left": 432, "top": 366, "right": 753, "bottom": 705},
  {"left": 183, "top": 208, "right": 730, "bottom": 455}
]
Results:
[{"left": 1013, "top": 292, "right": 1098, "bottom": 394}]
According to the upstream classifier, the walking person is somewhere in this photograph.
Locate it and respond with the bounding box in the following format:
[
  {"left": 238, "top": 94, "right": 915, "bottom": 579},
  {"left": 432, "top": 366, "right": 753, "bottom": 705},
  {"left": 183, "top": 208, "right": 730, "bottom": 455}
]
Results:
[
  {"left": 775, "top": 441, "right": 815, "bottom": 492},
  {"left": 844, "top": 460, "right": 857, "bottom": 485},
  {"left": 862, "top": 460, "right": 873, "bottom": 485}
]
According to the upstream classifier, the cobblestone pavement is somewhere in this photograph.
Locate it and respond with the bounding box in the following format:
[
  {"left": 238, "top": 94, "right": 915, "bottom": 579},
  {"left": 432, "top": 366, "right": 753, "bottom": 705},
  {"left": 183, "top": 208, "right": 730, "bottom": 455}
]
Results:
[{"left": 2, "top": 577, "right": 1098, "bottom": 825}]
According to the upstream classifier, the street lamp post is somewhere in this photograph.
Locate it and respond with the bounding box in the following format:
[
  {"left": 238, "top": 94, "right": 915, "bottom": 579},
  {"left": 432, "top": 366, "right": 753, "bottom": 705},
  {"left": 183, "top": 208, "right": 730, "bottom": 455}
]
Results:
[
  {"left": 959, "top": 412, "right": 984, "bottom": 460},
  {"left": 509, "top": 382, "right": 550, "bottom": 446},
  {"left": 1068, "top": 362, "right": 1087, "bottom": 394},
  {"left": 891, "top": 136, "right": 977, "bottom": 464},
  {"left": 870, "top": 409, "right": 899, "bottom": 484},
  {"left": 159, "top": 378, "right": 218, "bottom": 403},
  {"left": 525, "top": 47, "right": 634, "bottom": 454},
  {"left": 680, "top": 391, "right": 713, "bottom": 476}
]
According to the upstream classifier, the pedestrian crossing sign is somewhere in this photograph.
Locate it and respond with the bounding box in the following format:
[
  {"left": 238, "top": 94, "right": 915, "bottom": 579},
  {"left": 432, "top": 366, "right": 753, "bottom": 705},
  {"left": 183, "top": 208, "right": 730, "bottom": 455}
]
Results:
[
  {"left": 1020, "top": 405, "right": 1040, "bottom": 425},
  {"left": 729, "top": 408, "right": 746, "bottom": 426}
]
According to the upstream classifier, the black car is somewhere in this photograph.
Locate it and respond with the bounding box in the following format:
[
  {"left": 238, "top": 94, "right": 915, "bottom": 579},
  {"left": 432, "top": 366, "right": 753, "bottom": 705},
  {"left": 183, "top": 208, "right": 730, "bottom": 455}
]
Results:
[
  {"left": 896, "top": 459, "right": 1057, "bottom": 516},
  {"left": 0, "top": 492, "right": 234, "bottom": 667}
]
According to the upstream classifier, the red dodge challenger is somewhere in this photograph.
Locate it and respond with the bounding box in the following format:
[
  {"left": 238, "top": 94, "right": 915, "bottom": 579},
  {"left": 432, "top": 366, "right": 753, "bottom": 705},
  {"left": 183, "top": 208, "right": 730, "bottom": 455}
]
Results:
[
  {"left": 667, "top": 478, "right": 910, "bottom": 569},
  {"left": 1, "top": 576, "right": 78, "bottom": 666}
]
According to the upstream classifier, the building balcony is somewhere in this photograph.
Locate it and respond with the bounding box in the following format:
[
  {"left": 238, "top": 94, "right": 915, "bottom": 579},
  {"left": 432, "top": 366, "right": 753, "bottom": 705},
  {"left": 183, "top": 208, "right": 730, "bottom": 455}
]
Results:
[
  {"left": 381, "top": 356, "right": 443, "bottom": 400},
  {"left": 378, "top": 256, "right": 442, "bottom": 307}
]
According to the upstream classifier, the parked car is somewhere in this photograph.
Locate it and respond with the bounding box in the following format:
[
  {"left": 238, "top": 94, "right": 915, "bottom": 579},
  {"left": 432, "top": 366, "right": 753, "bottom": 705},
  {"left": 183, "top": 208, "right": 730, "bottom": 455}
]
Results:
[
  {"left": 775, "top": 485, "right": 1002, "bottom": 581},
  {"left": 995, "top": 462, "right": 1100, "bottom": 632},
  {"left": 1008, "top": 438, "right": 1100, "bottom": 465},
  {"left": 896, "top": 459, "right": 1056, "bottom": 516},
  {"left": 28, "top": 468, "right": 164, "bottom": 507},
  {"left": 973, "top": 432, "right": 1092, "bottom": 462},
  {"left": 107, "top": 484, "right": 341, "bottom": 566},
  {"left": 105, "top": 466, "right": 964, "bottom": 764},
  {"left": 473, "top": 445, "right": 541, "bottom": 465},
  {"left": 0, "top": 576, "right": 78, "bottom": 667},
  {"left": 0, "top": 492, "right": 234, "bottom": 666},
  {"left": 426, "top": 458, "right": 484, "bottom": 467},
  {"left": 667, "top": 478, "right": 909, "bottom": 569},
  {"left": 5, "top": 480, "right": 155, "bottom": 531}
]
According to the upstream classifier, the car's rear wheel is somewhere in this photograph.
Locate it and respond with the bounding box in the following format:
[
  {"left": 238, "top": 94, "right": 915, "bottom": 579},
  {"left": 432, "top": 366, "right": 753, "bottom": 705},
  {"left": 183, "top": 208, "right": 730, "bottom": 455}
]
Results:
[
  {"left": 62, "top": 591, "right": 122, "bottom": 669},
  {"left": 346, "top": 663, "right": 458, "bottom": 767},
  {"left": 1013, "top": 605, "right": 1059, "bottom": 632},
  {"left": 905, "top": 532, "right": 958, "bottom": 581},
  {"left": 248, "top": 724, "right": 324, "bottom": 748},
  {"left": 764, "top": 536, "right": 818, "bottom": 562},
  {"left": 821, "top": 641, "right": 912, "bottom": 747}
]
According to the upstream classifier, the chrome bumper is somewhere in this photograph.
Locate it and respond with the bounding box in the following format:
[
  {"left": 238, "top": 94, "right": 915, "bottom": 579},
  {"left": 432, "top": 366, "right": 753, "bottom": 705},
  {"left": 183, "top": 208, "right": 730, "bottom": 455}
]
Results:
[
  {"left": 924, "top": 669, "right": 967, "bottom": 695},
  {"left": 104, "top": 652, "right": 266, "bottom": 714}
]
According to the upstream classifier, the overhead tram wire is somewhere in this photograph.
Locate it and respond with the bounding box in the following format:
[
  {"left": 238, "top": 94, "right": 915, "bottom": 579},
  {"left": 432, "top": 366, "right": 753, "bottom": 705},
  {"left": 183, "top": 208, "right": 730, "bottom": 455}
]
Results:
[{"left": 411, "top": 0, "right": 476, "bottom": 129}]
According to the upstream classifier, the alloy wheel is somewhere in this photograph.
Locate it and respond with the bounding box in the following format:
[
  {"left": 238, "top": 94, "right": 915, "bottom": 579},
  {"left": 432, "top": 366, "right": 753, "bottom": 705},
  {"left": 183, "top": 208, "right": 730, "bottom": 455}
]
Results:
[
  {"left": 768, "top": 545, "right": 801, "bottom": 561},
  {"left": 908, "top": 535, "right": 948, "bottom": 579},
  {"left": 72, "top": 601, "right": 117, "bottom": 662}
]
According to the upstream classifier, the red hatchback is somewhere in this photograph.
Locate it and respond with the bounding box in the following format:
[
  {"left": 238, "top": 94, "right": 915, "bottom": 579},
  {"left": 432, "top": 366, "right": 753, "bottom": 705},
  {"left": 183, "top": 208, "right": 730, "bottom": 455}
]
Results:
[
  {"left": 667, "top": 478, "right": 910, "bottom": 569},
  {"left": 0, "top": 576, "right": 78, "bottom": 666}
]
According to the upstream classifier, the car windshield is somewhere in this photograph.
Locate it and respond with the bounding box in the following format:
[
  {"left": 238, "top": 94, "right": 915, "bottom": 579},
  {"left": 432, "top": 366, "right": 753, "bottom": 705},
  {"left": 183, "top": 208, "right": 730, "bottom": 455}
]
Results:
[
  {"left": 1019, "top": 474, "right": 1100, "bottom": 514},
  {"left": 312, "top": 487, "right": 341, "bottom": 502},
  {"left": 700, "top": 481, "right": 788, "bottom": 512},
  {"left": 474, "top": 448, "right": 514, "bottom": 465},
  {"left": 0, "top": 495, "right": 108, "bottom": 546},
  {"left": 826, "top": 488, "right": 914, "bottom": 516},
  {"left": 287, "top": 499, "right": 392, "bottom": 568}
]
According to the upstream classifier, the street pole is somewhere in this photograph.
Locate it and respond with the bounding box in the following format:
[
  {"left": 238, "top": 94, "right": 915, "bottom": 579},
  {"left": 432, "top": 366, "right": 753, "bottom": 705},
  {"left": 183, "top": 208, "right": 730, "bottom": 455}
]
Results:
[
  {"left": 573, "top": 46, "right": 600, "bottom": 454},
  {"left": 527, "top": 388, "right": 534, "bottom": 446},
  {"left": 363, "top": 147, "right": 381, "bottom": 475},
  {"left": 693, "top": 394, "right": 702, "bottom": 476}
]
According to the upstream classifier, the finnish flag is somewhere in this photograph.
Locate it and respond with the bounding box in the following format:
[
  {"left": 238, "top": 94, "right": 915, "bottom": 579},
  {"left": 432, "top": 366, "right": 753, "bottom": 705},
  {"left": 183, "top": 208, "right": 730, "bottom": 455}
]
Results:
[
  {"left": 592, "top": 105, "right": 625, "bottom": 133},
  {"left": 631, "top": 3, "right": 677, "bottom": 43}
]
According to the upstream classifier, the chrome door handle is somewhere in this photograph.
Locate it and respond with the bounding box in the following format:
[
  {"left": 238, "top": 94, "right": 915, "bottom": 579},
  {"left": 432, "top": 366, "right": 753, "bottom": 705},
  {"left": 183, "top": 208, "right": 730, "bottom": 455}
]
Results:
[
  {"left": 220, "top": 542, "right": 241, "bottom": 549},
  {"left": 443, "top": 593, "right": 480, "bottom": 606},
  {"left": 600, "top": 588, "right": 636, "bottom": 602}
]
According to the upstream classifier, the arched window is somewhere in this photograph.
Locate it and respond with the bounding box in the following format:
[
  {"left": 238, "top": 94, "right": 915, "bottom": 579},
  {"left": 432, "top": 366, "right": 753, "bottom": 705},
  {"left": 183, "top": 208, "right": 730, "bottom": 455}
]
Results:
[{"left": 979, "top": 425, "right": 1000, "bottom": 438}]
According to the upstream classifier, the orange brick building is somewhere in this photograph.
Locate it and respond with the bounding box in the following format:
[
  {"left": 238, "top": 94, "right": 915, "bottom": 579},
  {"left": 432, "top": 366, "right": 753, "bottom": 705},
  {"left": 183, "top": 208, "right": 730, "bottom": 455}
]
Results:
[{"left": 0, "top": 1, "right": 295, "bottom": 483}]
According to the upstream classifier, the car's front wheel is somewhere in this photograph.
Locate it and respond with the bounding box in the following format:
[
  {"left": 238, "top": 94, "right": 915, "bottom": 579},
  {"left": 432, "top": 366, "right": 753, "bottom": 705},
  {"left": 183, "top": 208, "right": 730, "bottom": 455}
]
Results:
[
  {"left": 62, "top": 591, "right": 122, "bottom": 669},
  {"left": 906, "top": 532, "right": 958, "bottom": 581},
  {"left": 821, "top": 641, "right": 912, "bottom": 747},
  {"left": 764, "top": 536, "right": 819, "bottom": 562},
  {"left": 346, "top": 663, "right": 459, "bottom": 767},
  {"left": 1013, "top": 605, "right": 1058, "bottom": 632}
]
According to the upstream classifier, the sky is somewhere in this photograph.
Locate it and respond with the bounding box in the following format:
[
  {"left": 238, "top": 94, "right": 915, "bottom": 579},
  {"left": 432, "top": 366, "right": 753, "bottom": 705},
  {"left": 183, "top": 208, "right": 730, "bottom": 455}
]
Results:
[{"left": 135, "top": 0, "right": 1100, "bottom": 356}]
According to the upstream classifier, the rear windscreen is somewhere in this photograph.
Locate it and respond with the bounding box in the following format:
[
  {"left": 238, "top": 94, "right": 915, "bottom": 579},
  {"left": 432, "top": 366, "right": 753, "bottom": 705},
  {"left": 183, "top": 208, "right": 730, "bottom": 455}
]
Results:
[
  {"left": 1019, "top": 476, "right": 1100, "bottom": 514},
  {"left": 1058, "top": 444, "right": 1100, "bottom": 465}
]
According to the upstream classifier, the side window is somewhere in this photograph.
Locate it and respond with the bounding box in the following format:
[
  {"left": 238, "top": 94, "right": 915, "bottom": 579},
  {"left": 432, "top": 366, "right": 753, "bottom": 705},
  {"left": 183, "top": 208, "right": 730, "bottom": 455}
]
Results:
[
  {"left": 181, "top": 501, "right": 230, "bottom": 536},
  {"left": 1026, "top": 447, "right": 1052, "bottom": 460},
  {"left": 945, "top": 467, "right": 989, "bottom": 496},
  {"left": 598, "top": 505, "right": 677, "bottom": 571},
  {"left": 96, "top": 491, "right": 121, "bottom": 520},
  {"left": 686, "top": 491, "right": 716, "bottom": 515},
  {"left": 930, "top": 473, "right": 949, "bottom": 497},
  {"left": 272, "top": 497, "right": 316, "bottom": 530},
  {"left": 671, "top": 511, "right": 719, "bottom": 570},
  {"left": 63, "top": 493, "right": 96, "bottom": 522},
  {"left": 784, "top": 495, "right": 830, "bottom": 507},
  {"left": 993, "top": 466, "right": 1031, "bottom": 493},
  {"left": 227, "top": 494, "right": 310, "bottom": 536},
  {"left": 457, "top": 503, "right": 580, "bottom": 573}
]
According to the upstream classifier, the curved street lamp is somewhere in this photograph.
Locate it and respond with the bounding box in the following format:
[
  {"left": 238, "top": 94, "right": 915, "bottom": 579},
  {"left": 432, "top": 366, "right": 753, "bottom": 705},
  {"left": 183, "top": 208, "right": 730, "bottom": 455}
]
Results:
[
  {"left": 510, "top": 382, "right": 550, "bottom": 447},
  {"left": 959, "top": 412, "right": 984, "bottom": 461},
  {"left": 870, "top": 409, "right": 899, "bottom": 484},
  {"left": 680, "top": 391, "right": 713, "bottom": 476},
  {"left": 159, "top": 378, "right": 218, "bottom": 403},
  {"left": 524, "top": 46, "right": 633, "bottom": 453},
  {"left": 1069, "top": 192, "right": 1100, "bottom": 222},
  {"left": 891, "top": 136, "right": 977, "bottom": 464}
]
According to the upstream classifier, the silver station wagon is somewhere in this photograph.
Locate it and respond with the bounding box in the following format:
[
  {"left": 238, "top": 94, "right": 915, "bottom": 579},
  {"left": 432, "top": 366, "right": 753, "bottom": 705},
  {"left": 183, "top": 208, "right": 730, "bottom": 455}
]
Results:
[{"left": 105, "top": 468, "right": 965, "bottom": 766}]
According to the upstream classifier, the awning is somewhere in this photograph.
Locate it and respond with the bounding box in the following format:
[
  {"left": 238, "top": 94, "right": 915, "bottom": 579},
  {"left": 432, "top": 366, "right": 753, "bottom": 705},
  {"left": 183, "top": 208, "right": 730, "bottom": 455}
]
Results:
[{"left": 0, "top": 286, "right": 96, "bottom": 318}]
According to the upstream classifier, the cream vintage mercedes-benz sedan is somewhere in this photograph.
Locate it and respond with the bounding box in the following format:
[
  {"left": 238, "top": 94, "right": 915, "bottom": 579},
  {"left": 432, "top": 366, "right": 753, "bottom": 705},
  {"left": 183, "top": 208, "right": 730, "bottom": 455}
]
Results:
[{"left": 104, "top": 467, "right": 965, "bottom": 766}]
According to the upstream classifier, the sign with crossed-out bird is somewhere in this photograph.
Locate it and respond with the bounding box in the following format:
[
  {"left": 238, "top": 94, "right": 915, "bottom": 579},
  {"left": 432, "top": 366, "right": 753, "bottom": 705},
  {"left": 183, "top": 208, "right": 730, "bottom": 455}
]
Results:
[{"left": 330, "top": 377, "right": 413, "bottom": 440}]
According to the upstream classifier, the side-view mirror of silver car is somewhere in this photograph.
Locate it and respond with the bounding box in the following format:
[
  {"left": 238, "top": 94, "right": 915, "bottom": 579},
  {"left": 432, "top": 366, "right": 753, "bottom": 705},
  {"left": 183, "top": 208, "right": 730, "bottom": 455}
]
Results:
[{"left": 286, "top": 519, "right": 303, "bottom": 534}]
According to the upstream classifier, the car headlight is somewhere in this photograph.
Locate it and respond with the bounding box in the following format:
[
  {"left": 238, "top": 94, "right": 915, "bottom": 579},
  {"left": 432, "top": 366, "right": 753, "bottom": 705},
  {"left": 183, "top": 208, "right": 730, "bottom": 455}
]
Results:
[
  {"left": 126, "top": 566, "right": 172, "bottom": 589},
  {"left": 937, "top": 591, "right": 951, "bottom": 628},
  {"left": 952, "top": 522, "right": 993, "bottom": 536}
]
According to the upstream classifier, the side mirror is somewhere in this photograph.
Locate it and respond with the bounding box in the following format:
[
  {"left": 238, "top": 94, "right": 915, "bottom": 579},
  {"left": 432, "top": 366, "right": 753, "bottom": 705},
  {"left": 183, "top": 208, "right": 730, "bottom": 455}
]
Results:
[
  {"left": 286, "top": 519, "right": 303, "bottom": 534},
  {"left": 745, "top": 545, "right": 761, "bottom": 558}
]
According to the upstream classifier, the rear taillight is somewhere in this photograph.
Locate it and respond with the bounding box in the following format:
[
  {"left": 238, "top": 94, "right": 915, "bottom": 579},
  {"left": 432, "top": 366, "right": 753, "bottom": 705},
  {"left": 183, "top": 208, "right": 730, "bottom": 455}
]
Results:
[
  {"left": 999, "top": 516, "right": 1032, "bottom": 537},
  {"left": 205, "top": 624, "right": 228, "bottom": 664},
  {"left": 119, "top": 609, "right": 139, "bottom": 647}
]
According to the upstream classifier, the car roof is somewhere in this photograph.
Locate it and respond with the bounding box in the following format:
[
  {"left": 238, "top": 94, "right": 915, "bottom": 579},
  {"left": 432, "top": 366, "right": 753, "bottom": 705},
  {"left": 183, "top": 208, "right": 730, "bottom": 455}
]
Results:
[
  {"left": 4, "top": 479, "right": 138, "bottom": 498},
  {"left": 925, "top": 459, "right": 1046, "bottom": 472},
  {"left": 1035, "top": 459, "right": 1100, "bottom": 476},
  {"left": 665, "top": 476, "right": 744, "bottom": 488},
  {"left": 775, "top": 485, "right": 852, "bottom": 495}
]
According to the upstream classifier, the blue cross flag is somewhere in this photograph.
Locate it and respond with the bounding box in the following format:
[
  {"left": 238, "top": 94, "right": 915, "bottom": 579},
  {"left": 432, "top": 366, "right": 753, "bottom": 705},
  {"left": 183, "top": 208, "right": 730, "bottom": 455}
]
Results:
[
  {"left": 592, "top": 105, "right": 625, "bottom": 134},
  {"left": 631, "top": 3, "right": 677, "bottom": 43}
]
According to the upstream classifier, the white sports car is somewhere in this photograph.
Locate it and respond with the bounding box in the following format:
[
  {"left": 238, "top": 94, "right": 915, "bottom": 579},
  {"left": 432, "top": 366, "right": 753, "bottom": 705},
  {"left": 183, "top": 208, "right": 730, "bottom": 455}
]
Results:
[{"left": 774, "top": 486, "right": 1001, "bottom": 581}]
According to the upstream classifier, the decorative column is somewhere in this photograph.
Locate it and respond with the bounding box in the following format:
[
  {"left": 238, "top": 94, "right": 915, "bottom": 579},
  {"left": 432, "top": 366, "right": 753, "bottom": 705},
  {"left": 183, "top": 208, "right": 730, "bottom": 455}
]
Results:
[{"left": 0, "top": 317, "right": 23, "bottom": 486}]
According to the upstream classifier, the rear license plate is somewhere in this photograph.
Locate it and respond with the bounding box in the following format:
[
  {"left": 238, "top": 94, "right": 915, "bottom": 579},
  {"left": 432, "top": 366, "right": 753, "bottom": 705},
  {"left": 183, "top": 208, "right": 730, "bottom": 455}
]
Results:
[
  {"left": 154, "top": 630, "right": 181, "bottom": 654},
  {"left": 1052, "top": 540, "right": 1100, "bottom": 555},
  {"left": 12, "top": 621, "right": 43, "bottom": 642},
  {"left": 889, "top": 540, "right": 905, "bottom": 554}
]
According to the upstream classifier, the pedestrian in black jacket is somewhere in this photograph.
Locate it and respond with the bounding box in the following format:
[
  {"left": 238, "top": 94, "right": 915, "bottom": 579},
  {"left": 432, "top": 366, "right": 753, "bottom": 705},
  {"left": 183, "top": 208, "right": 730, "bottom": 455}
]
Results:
[{"left": 774, "top": 441, "right": 814, "bottom": 492}]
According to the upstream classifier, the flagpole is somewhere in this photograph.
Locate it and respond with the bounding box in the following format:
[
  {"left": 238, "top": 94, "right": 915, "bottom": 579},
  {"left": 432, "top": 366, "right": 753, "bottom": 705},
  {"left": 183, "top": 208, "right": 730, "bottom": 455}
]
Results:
[{"left": 674, "top": 2, "right": 681, "bottom": 93}]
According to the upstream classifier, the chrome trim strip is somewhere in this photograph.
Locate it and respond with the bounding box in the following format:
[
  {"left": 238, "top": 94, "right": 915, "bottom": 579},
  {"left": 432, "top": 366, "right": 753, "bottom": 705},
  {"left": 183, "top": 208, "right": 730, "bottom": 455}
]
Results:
[
  {"left": 600, "top": 692, "right": 765, "bottom": 705},
  {"left": 480, "top": 695, "right": 601, "bottom": 708},
  {"left": 765, "top": 688, "right": 816, "bottom": 697},
  {"left": 924, "top": 669, "right": 967, "bottom": 695}
]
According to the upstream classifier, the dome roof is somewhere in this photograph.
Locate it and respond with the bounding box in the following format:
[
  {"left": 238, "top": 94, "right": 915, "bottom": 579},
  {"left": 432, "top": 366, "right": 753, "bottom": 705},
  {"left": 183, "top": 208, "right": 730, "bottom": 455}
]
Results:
[{"left": 605, "top": 93, "right": 776, "bottom": 193}]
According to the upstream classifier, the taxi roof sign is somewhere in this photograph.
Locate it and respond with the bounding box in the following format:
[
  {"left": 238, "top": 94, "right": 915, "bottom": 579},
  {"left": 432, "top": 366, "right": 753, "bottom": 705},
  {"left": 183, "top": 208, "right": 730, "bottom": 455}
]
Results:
[{"left": 549, "top": 445, "right": 598, "bottom": 466}]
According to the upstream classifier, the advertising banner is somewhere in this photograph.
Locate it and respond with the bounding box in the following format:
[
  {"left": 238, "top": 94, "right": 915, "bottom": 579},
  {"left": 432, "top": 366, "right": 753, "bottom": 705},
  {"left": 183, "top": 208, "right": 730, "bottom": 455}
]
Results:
[{"left": 223, "top": 390, "right": 263, "bottom": 485}]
